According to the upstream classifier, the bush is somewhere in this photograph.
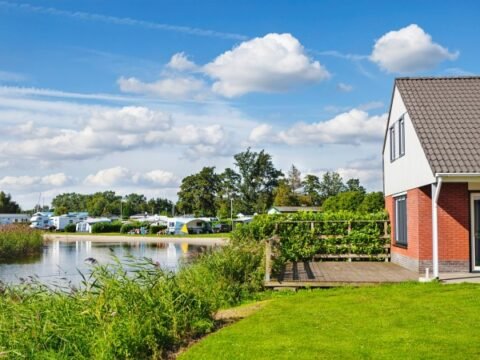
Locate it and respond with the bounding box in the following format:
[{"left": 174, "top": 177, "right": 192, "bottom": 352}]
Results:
[
  {"left": 90, "top": 221, "right": 122, "bottom": 233},
  {"left": 120, "top": 223, "right": 136, "bottom": 234},
  {"left": 64, "top": 223, "right": 77, "bottom": 233},
  {"left": 0, "top": 224, "right": 43, "bottom": 259},
  {"left": 149, "top": 225, "right": 167, "bottom": 234}
]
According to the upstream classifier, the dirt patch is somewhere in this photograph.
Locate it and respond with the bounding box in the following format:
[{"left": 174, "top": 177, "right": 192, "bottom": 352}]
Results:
[
  {"left": 214, "top": 300, "right": 269, "bottom": 321},
  {"left": 170, "top": 300, "right": 270, "bottom": 359}
]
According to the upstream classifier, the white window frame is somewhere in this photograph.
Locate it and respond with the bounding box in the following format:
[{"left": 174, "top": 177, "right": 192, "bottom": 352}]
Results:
[{"left": 399, "top": 116, "right": 405, "bottom": 157}]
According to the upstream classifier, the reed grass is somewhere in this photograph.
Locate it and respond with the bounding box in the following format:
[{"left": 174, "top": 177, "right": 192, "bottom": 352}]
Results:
[
  {"left": 0, "top": 224, "right": 43, "bottom": 260},
  {"left": 0, "top": 233, "right": 264, "bottom": 359}
]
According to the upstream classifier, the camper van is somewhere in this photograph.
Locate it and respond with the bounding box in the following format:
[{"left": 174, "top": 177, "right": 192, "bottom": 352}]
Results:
[{"left": 166, "top": 217, "right": 212, "bottom": 235}]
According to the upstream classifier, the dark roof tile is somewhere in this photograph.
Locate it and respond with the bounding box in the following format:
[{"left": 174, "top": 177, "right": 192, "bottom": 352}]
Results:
[{"left": 396, "top": 77, "right": 480, "bottom": 174}]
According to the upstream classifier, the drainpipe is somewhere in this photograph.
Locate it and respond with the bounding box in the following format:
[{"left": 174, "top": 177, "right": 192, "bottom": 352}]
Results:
[{"left": 432, "top": 177, "right": 443, "bottom": 279}]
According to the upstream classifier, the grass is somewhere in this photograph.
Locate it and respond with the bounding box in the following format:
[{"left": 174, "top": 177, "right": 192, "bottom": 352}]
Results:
[
  {"left": 0, "top": 224, "right": 43, "bottom": 260},
  {"left": 180, "top": 282, "right": 480, "bottom": 360}
]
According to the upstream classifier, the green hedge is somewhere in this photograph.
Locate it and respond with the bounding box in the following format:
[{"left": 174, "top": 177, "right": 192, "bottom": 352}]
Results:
[
  {"left": 64, "top": 223, "right": 77, "bottom": 233},
  {"left": 120, "top": 223, "right": 136, "bottom": 234},
  {"left": 90, "top": 221, "right": 122, "bottom": 233}
]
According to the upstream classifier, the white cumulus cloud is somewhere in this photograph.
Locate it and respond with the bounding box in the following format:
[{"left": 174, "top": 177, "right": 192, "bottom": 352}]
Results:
[
  {"left": 118, "top": 76, "right": 207, "bottom": 100},
  {"left": 166, "top": 52, "right": 197, "bottom": 71},
  {"left": 84, "top": 166, "right": 132, "bottom": 186},
  {"left": 0, "top": 173, "right": 73, "bottom": 190},
  {"left": 88, "top": 106, "right": 172, "bottom": 132},
  {"left": 370, "top": 24, "right": 458, "bottom": 73},
  {"left": 250, "top": 109, "right": 387, "bottom": 146},
  {"left": 204, "top": 33, "right": 330, "bottom": 97},
  {"left": 85, "top": 167, "right": 178, "bottom": 188}
]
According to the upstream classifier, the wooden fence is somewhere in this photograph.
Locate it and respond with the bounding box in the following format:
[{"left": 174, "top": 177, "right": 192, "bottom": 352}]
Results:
[{"left": 264, "top": 220, "right": 390, "bottom": 282}]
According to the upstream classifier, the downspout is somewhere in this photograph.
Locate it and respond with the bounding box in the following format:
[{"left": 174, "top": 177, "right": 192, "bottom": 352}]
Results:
[{"left": 432, "top": 177, "right": 443, "bottom": 279}]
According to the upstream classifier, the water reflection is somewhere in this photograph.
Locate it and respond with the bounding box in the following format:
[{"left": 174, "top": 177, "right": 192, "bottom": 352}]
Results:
[{"left": 0, "top": 240, "right": 209, "bottom": 285}]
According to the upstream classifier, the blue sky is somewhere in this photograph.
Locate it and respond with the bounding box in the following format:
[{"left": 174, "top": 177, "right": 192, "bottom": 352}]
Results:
[{"left": 0, "top": 0, "right": 478, "bottom": 208}]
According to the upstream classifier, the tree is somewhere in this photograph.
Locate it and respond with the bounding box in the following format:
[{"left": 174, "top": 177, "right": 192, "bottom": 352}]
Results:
[
  {"left": 273, "top": 180, "right": 300, "bottom": 206},
  {"left": 358, "top": 192, "right": 385, "bottom": 213},
  {"left": 288, "top": 165, "right": 302, "bottom": 191},
  {"left": 216, "top": 168, "right": 241, "bottom": 219},
  {"left": 345, "top": 178, "right": 366, "bottom": 194},
  {"left": 321, "top": 191, "right": 365, "bottom": 212},
  {"left": 302, "top": 174, "right": 322, "bottom": 205},
  {"left": 0, "top": 192, "right": 21, "bottom": 213},
  {"left": 319, "top": 172, "right": 346, "bottom": 202},
  {"left": 234, "top": 148, "right": 283, "bottom": 214},
  {"left": 53, "top": 205, "right": 68, "bottom": 216},
  {"left": 177, "top": 167, "right": 220, "bottom": 217},
  {"left": 147, "top": 198, "right": 174, "bottom": 215},
  {"left": 122, "top": 193, "right": 148, "bottom": 217}
]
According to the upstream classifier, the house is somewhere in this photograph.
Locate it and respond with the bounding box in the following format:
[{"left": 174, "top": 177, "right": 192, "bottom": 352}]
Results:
[
  {"left": 51, "top": 212, "right": 88, "bottom": 230},
  {"left": 29, "top": 211, "right": 54, "bottom": 229},
  {"left": 0, "top": 213, "right": 30, "bottom": 225},
  {"left": 383, "top": 76, "right": 480, "bottom": 277},
  {"left": 76, "top": 217, "right": 112, "bottom": 233},
  {"left": 267, "top": 206, "right": 322, "bottom": 215}
]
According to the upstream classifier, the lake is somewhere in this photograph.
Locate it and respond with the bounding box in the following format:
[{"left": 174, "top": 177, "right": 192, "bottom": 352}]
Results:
[{"left": 0, "top": 240, "right": 212, "bottom": 286}]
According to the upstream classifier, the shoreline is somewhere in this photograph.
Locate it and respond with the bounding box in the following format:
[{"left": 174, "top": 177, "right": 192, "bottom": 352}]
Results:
[{"left": 44, "top": 234, "right": 227, "bottom": 246}]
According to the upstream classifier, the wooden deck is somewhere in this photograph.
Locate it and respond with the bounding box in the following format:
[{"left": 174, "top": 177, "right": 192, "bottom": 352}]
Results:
[{"left": 265, "top": 262, "right": 418, "bottom": 288}]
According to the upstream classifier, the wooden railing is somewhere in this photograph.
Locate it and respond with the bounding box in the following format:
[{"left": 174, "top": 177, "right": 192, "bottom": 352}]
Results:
[{"left": 264, "top": 220, "right": 390, "bottom": 282}]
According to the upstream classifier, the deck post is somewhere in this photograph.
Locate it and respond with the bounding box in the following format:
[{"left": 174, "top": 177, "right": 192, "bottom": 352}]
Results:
[
  {"left": 347, "top": 221, "right": 352, "bottom": 262},
  {"left": 265, "top": 237, "right": 272, "bottom": 282}
]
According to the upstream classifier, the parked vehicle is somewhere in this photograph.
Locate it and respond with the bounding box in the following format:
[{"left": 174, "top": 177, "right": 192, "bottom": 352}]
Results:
[{"left": 213, "top": 223, "right": 232, "bottom": 233}]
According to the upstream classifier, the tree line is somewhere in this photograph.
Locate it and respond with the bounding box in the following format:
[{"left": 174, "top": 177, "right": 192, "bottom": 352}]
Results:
[
  {"left": 51, "top": 192, "right": 174, "bottom": 217},
  {"left": 176, "top": 148, "right": 384, "bottom": 217},
  {"left": 0, "top": 148, "right": 384, "bottom": 217}
]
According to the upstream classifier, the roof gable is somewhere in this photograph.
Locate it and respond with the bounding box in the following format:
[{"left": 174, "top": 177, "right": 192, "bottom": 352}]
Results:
[{"left": 396, "top": 76, "right": 480, "bottom": 174}]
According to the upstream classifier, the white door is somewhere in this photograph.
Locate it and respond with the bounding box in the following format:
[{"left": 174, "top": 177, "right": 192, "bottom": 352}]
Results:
[{"left": 470, "top": 194, "right": 480, "bottom": 271}]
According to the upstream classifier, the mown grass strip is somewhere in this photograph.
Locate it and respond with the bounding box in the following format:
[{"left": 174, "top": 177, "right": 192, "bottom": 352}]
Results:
[{"left": 180, "top": 283, "right": 480, "bottom": 360}]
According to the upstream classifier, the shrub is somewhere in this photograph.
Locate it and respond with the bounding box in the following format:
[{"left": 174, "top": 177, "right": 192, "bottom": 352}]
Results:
[
  {"left": 90, "top": 222, "right": 122, "bottom": 234},
  {"left": 149, "top": 225, "right": 167, "bottom": 234},
  {"left": 64, "top": 223, "right": 77, "bottom": 233},
  {"left": 120, "top": 223, "right": 136, "bottom": 234},
  {"left": 0, "top": 224, "right": 43, "bottom": 259}
]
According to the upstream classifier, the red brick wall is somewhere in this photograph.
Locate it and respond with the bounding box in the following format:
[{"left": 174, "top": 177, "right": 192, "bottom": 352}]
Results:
[
  {"left": 386, "top": 187, "right": 432, "bottom": 262},
  {"left": 437, "top": 183, "right": 469, "bottom": 261},
  {"left": 386, "top": 183, "right": 470, "bottom": 266}
]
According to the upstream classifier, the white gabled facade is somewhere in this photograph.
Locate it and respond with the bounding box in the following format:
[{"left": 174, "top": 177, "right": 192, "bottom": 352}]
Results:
[{"left": 383, "top": 86, "right": 435, "bottom": 196}]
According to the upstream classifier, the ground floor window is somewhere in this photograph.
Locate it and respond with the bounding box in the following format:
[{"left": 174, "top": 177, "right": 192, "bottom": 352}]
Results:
[{"left": 395, "top": 195, "right": 407, "bottom": 246}]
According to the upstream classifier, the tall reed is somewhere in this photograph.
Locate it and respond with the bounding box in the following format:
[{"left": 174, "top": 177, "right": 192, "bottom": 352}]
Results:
[
  {"left": 0, "top": 235, "right": 264, "bottom": 358},
  {"left": 0, "top": 224, "right": 43, "bottom": 260}
]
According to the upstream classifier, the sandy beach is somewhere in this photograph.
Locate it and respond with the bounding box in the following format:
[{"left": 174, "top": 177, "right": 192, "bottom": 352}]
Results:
[{"left": 44, "top": 233, "right": 227, "bottom": 246}]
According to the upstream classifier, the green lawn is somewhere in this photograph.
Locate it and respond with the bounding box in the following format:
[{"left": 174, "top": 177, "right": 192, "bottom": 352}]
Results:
[{"left": 180, "top": 283, "right": 480, "bottom": 359}]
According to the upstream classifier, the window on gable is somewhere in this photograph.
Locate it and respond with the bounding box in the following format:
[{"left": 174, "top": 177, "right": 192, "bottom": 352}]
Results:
[
  {"left": 399, "top": 116, "right": 405, "bottom": 157},
  {"left": 390, "top": 115, "right": 406, "bottom": 161},
  {"left": 390, "top": 126, "right": 396, "bottom": 161},
  {"left": 394, "top": 195, "right": 408, "bottom": 246}
]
